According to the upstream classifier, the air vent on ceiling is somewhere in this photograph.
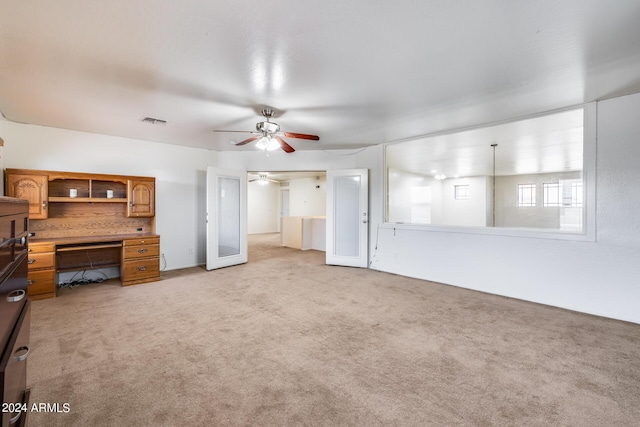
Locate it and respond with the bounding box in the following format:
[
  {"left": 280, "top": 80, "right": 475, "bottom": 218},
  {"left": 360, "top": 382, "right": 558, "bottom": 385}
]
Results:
[{"left": 141, "top": 117, "right": 167, "bottom": 125}]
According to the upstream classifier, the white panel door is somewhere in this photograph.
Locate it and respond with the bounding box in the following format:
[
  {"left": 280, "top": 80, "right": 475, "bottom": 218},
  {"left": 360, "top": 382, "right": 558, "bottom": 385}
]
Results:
[
  {"left": 206, "top": 166, "right": 247, "bottom": 270},
  {"left": 281, "top": 189, "right": 290, "bottom": 218},
  {"left": 326, "top": 169, "right": 368, "bottom": 267},
  {"left": 279, "top": 188, "right": 290, "bottom": 244}
]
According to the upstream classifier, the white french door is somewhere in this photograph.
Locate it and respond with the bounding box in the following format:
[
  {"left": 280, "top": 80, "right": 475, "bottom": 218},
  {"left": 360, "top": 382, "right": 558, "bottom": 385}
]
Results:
[
  {"left": 206, "top": 166, "right": 247, "bottom": 270},
  {"left": 326, "top": 168, "right": 369, "bottom": 267}
]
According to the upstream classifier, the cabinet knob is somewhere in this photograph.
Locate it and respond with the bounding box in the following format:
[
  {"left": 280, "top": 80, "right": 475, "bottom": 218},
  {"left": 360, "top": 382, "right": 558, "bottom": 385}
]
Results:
[
  {"left": 13, "top": 345, "right": 30, "bottom": 362},
  {"left": 27, "top": 258, "right": 36, "bottom": 264},
  {"left": 28, "top": 279, "right": 36, "bottom": 285},
  {"left": 6, "top": 289, "right": 26, "bottom": 302},
  {"left": 138, "top": 248, "right": 147, "bottom": 254},
  {"left": 137, "top": 266, "right": 147, "bottom": 271}
]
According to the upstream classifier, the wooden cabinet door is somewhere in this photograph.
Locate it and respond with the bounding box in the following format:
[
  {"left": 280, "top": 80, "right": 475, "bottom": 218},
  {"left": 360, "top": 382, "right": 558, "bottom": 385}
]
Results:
[
  {"left": 127, "top": 179, "right": 155, "bottom": 217},
  {"left": 6, "top": 174, "right": 48, "bottom": 219}
]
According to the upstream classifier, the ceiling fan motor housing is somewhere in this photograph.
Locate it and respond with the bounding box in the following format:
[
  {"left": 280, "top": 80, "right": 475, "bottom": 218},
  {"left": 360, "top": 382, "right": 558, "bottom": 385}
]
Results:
[{"left": 256, "top": 121, "right": 280, "bottom": 134}]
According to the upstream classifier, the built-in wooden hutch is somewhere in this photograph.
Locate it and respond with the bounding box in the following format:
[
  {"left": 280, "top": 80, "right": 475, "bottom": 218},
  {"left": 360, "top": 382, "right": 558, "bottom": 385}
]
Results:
[{"left": 4, "top": 168, "right": 160, "bottom": 300}]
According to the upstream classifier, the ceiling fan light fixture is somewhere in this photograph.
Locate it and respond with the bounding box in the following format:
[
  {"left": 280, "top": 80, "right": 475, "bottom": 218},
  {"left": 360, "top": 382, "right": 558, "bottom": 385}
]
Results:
[{"left": 256, "top": 135, "right": 280, "bottom": 151}]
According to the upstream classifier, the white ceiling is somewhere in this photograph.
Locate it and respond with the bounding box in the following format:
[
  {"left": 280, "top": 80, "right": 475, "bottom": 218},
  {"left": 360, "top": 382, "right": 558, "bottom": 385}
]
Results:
[
  {"left": 1, "top": 1, "right": 640, "bottom": 153},
  {"left": 387, "top": 108, "right": 584, "bottom": 178}
]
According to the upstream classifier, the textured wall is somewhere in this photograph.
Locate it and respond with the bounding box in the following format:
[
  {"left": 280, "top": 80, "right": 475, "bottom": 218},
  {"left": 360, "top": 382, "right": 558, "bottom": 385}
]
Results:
[
  {"left": 0, "top": 120, "right": 217, "bottom": 270},
  {"left": 370, "top": 95, "right": 640, "bottom": 324}
]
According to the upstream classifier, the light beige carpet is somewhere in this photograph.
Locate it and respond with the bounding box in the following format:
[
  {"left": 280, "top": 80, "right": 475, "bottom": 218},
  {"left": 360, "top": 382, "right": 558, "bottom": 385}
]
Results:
[{"left": 25, "top": 233, "right": 640, "bottom": 426}]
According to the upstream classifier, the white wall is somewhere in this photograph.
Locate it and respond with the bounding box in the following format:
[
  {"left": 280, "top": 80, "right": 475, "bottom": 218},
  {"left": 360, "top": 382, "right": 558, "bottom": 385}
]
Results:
[
  {"left": 437, "top": 176, "right": 488, "bottom": 227},
  {"left": 0, "top": 120, "right": 377, "bottom": 270},
  {"left": 217, "top": 148, "right": 379, "bottom": 177},
  {"left": 0, "top": 120, "right": 216, "bottom": 270},
  {"left": 288, "top": 176, "right": 326, "bottom": 216},
  {"left": 387, "top": 168, "right": 432, "bottom": 223},
  {"left": 388, "top": 170, "right": 488, "bottom": 226},
  {"left": 247, "top": 175, "right": 326, "bottom": 234},
  {"left": 4, "top": 93, "right": 638, "bottom": 324},
  {"left": 370, "top": 93, "right": 640, "bottom": 324},
  {"left": 247, "top": 180, "right": 280, "bottom": 234},
  {"left": 495, "top": 171, "right": 582, "bottom": 229},
  {"left": 218, "top": 146, "right": 382, "bottom": 250}
]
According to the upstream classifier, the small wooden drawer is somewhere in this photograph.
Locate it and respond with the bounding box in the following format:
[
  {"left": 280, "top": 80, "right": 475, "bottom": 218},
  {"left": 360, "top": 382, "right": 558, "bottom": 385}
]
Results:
[
  {"left": 123, "top": 237, "right": 159, "bottom": 247},
  {"left": 123, "top": 244, "right": 159, "bottom": 260},
  {"left": 28, "top": 242, "right": 56, "bottom": 253},
  {"left": 27, "top": 252, "right": 55, "bottom": 270},
  {"left": 27, "top": 269, "right": 56, "bottom": 298},
  {"left": 122, "top": 258, "right": 159, "bottom": 284}
]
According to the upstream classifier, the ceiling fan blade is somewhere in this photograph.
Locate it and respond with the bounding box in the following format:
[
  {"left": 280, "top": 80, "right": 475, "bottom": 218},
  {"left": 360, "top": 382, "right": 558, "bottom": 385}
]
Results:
[
  {"left": 235, "top": 136, "right": 260, "bottom": 146},
  {"left": 213, "top": 129, "right": 254, "bottom": 133},
  {"left": 283, "top": 132, "right": 320, "bottom": 141},
  {"left": 249, "top": 178, "right": 279, "bottom": 183},
  {"left": 275, "top": 135, "right": 295, "bottom": 153}
]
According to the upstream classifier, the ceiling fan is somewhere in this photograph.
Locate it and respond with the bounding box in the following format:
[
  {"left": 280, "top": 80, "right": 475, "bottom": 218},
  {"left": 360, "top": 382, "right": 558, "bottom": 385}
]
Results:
[
  {"left": 248, "top": 173, "right": 279, "bottom": 185},
  {"left": 213, "top": 108, "right": 319, "bottom": 153}
]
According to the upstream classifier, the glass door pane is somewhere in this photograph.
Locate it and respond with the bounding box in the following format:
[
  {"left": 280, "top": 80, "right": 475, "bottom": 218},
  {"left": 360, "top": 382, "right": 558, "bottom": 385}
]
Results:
[
  {"left": 206, "top": 166, "right": 247, "bottom": 270},
  {"left": 326, "top": 169, "right": 368, "bottom": 268},
  {"left": 218, "top": 176, "right": 240, "bottom": 257},
  {"left": 334, "top": 176, "right": 360, "bottom": 257}
]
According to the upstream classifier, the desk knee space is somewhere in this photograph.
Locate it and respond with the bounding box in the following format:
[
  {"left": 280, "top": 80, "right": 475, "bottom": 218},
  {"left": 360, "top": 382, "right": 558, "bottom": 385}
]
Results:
[{"left": 56, "top": 242, "right": 123, "bottom": 273}]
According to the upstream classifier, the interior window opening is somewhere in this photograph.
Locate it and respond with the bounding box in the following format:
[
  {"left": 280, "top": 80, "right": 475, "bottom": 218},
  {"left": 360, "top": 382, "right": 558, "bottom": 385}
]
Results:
[{"left": 385, "top": 108, "right": 585, "bottom": 233}]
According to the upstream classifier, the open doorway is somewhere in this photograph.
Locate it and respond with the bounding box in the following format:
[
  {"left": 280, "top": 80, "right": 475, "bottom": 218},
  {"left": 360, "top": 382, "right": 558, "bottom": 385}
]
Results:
[{"left": 247, "top": 171, "right": 326, "bottom": 251}]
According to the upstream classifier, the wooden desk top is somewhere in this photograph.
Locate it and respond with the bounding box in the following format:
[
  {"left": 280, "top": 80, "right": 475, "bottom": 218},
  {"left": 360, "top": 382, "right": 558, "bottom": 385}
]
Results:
[{"left": 30, "top": 233, "right": 160, "bottom": 246}]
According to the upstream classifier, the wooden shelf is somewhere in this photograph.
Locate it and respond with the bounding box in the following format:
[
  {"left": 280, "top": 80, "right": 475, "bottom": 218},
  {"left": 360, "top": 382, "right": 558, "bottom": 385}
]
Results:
[
  {"left": 6, "top": 168, "right": 156, "bottom": 238},
  {"left": 48, "top": 197, "right": 128, "bottom": 203}
]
